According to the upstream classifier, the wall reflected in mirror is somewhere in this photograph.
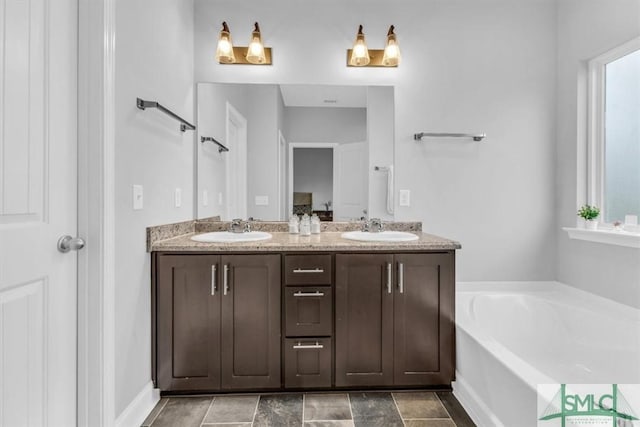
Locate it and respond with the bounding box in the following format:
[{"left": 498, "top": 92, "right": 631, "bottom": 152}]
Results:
[{"left": 196, "top": 83, "right": 394, "bottom": 222}]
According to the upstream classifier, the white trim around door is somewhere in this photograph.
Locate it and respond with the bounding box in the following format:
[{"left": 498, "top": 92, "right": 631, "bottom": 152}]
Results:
[
  {"left": 77, "top": 0, "right": 116, "bottom": 425},
  {"left": 287, "top": 142, "right": 339, "bottom": 217}
]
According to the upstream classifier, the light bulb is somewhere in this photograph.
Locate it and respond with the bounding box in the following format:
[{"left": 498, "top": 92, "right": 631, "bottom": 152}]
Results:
[
  {"left": 246, "top": 22, "right": 266, "bottom": 64},
  {"left": 349, "top": 25, "right": 370, "bottom": 66},
  {"left": 382, "top": 26, "right": 400, "bottom": 67},
  {"left": 215, "top": 22, "right": 236, "bottom": 63}
]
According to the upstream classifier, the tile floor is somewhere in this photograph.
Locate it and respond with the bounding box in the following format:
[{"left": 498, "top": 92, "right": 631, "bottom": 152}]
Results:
[{"left": 141, "top": 391, "right": 475, "bottom": 427}]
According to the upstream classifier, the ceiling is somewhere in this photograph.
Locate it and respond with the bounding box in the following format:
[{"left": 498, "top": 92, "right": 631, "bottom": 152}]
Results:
[{"left": 279, "top": 84, "right": 367, "bottom": 108}]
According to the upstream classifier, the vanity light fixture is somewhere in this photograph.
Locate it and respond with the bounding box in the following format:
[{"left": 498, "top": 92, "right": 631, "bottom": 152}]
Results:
[
  {"left": 215, "top": 21, "right": 272, "bottom": 65},
  {"left": 382, "top": 25, "right": 401, "bottom": 66},
  {"left": 349, "top": 25, "right": 370, "bottom": 66},
  {"left": 215, "top": 22, "right": 236, "bottom": 63},
  {"left": 347, "top": 25, "right": 400, "bottom": 67}
]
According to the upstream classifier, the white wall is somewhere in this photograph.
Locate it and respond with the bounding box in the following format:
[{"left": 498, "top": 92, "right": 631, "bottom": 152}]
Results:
[
  {"left": 197, "top": 83, "right": 248, "bottom": 219},
  {"left": 285, "top": 107, "right": 367, "bottom": 143},
  {"left": 367, "top": 86, "right": 395, "bottom": 220},
  {"left": 246, "top": 85, "right": 280, "bottom": 220},
  {"left": 556, "top": 0, "right": 640, "bottom": 308},
  {"left": 194, "top": 0, "right": 557, "bottom": 281},
  {"left": 114, "top": 0, "right": 194, "bottom": 417}
]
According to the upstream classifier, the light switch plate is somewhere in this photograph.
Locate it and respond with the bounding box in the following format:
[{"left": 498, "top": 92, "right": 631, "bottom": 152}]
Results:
[
  {"left": 218, "top": 192, "right": 223, "bottom": 205},
  {"left": 175, "top": 188, "right": 182, "bottom": 208},
  {"left": 202, "top": 190, "right": 208, "bottom": 206},
  {"left": 255, "top": 195, "right": 269, "bottom": 206},
  {"left": 132, "top": 185, "right": 143, "bottom": 210},
  {"left": 399, "top": 189, "right": 411, "bottom": 207}
]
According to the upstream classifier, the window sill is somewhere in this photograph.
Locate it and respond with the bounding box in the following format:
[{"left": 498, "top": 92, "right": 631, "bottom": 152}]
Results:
[{"left": 563, "top": 227, "right": 640, "bottom": 249}]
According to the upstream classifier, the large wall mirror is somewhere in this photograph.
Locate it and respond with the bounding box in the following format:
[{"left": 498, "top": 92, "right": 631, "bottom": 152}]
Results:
[{"left": 196, "top": 83, "right": 395, "bottom": 222}]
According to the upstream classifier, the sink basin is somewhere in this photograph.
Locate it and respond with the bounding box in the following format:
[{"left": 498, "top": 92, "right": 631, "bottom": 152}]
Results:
[
  {"left": 191, "top": 231, "right": 273, "bottom": 243},
  {"left": 341, "top": 231, "right": 419, "bottom": 242}
]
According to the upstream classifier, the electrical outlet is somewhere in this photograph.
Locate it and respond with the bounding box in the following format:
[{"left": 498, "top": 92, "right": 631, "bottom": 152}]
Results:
[
  {"left": 218, "top": 192, "right": 223, "bottom": 205},
  {"left": 202, "top": 190, "right": 208, "bottom": 206},
  {"left": 132, "top": 185, "right": 143, "bottom": 210},
  {"left": 175, "top": 188, "right": 182, "bottom": 208},
  {"left": 399, "top": 189, "right": 411, "bottom": 207},
  {"left": 255, "top": 195, "right": 269, "bottom": 206}
]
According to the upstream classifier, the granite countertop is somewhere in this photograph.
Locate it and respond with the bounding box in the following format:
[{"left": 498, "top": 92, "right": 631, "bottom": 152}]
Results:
[{"left": 150, "top": 231, "right": 461, "bottom": 252}]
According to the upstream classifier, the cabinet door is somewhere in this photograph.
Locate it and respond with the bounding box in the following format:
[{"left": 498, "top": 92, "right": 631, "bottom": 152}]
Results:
[
  {"left": 156, "top": 255, "right": 221, "bottom": 391},
  {"left": 394, "top": 253, "right": 454, "bottom": 385},
  {"left": 220, "top": 254, "right": 281, "bottom": 389},
  {"left": 284, "top": 338, "right": 332, "bottom": 388},
  {"left": 335, "top": 254, "right": 394, "bottom": 387},
  {"left": 284, "top": 286, "right": 333, "bottom": 337}
]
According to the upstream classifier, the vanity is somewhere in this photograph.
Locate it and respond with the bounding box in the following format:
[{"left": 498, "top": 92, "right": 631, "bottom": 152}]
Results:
[{"left": 148, "top": 220, "right": 460, "bottom": 394}]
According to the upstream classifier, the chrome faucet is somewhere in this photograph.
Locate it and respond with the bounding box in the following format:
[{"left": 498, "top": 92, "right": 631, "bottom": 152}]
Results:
[
  {"left": 361, "top": 218, "right": 384, "bottom": 233},
  {"left": 369, "top": 218, "right": 384, "bottom": 233},
  {"left": 229, "top": 218, "right": 251, "bottom": 233}
]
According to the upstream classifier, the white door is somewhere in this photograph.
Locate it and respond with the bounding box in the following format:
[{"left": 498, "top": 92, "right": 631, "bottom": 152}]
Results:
[
  {"left": 0, "top": 0, "right": 78, "bottom": 425},
  {"left": 334, "top": 142, "right": 368, "bottom": 220},
  {"left": 225, "top": 102, "right": 248, "bottom": 220}
]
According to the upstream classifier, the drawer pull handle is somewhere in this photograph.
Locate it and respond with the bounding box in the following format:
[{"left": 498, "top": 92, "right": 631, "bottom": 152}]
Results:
[
  {"left": 293, "top": 291, "right": 325, "bottom": 297},
  {"left": 293, "top": 341, "right": 324, "bottom": 349},
  {"left": 211, "top": 264, "right": 217, "bottom": 295},
  {"left": 387, "top": 263, "right": 392, "bottom": 294},
  {"left": 223, "top": 264, "right": 229, "bottom": 295},
  {"left": 293, "top": 268, "right": 324, "bottom": 274},
  {"left": 398, "top": 262, "right": 404, "bottom": 294}
]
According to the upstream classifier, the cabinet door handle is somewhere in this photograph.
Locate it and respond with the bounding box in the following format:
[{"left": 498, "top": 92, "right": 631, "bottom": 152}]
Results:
[
  {"left": 293, "top": 291, "right": 325, "bottom": 297},
  {"left": 398, "top": 262, "right": 404, "bottom": 294},
  {"left": 223, "top": 264, "right": 229, "bottom": 295},
  {"left": 387, "top": 263, "right": 392, "bottom": 294},
  {"left": 293, "top": 268, "right": 324, "bottom": 273},
  {"left": 293, "top": 341, "right": 324, "bottom": 349},
  {"left": 211, "top": 264, "right": 217, "bottom": 295}
]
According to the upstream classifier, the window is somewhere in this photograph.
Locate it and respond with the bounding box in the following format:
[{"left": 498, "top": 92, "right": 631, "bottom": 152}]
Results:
[{"left": 588, "top": 38, "right": 640, "bottom": 224}]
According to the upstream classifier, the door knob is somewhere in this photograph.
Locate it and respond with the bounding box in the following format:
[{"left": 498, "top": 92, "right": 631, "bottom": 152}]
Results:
[{"left": 57, "top": 235, "right": 86, "bottom": 253}]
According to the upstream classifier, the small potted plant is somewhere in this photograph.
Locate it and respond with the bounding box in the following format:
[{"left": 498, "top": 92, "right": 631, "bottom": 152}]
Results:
[{"left": 577, "top": 205, "right": 600, "bottom": 230}]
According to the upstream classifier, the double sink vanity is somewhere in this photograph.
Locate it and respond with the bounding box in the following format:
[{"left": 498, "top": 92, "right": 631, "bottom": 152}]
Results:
[{"left": 148, "top": 219, "right": 461, "bottom": 394}]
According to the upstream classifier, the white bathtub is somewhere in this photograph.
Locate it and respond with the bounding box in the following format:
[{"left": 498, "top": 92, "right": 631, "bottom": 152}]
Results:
[{"left": 453, "top": 282, "right": 640, "bottom": 427}]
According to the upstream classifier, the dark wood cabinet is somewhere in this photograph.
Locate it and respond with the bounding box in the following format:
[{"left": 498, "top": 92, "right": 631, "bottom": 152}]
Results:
[
  {"left": 283, "top": 254, "right": 334, "bottom": 389},
  {"left": 335, "top": 252, "right": 454, "bottom": 387},
  {"left": 154, "top": 249, "right": 455, "bottom": 393},
  {"left": 335, "top": 254, "right": 395, "bottom": 386},
  {"left": 156, "top": 255, "right": 221, "bottom": 391},
  {"left": 220, "top": 254, "right": 281, "bottom": 389},
  {"left": 393, "top": 253, "right": 454, "bottom": 385},
  {"left": 284, "top": 337, "right": 332, "bottom": 388},
  {"left": 155, "top": 253, "right": 281, "bottom": 392},
  {"left": 284, "top": 286, "right": 333, "bottom": 337}
]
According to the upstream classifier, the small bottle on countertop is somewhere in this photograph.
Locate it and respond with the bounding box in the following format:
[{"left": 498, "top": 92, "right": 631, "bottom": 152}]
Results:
[
  {"left": 300, "top": 214, "right": 311, "bottom": 236},
  {"left": 288, "top": 215, "right": 299, "bottom": 234},
  {"left": 311, "top": 213, "right": 321, "bottom": 234}
]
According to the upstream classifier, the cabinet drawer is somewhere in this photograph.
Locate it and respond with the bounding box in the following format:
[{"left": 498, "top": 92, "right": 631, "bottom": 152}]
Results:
[
  {"left": 284, "top": 338, "right": 332, "bottom": 388},
  {"left": 285, "top": 286, "right": 332, "bottom": 337},
  {"left": 284, "top": 255, "right": 332, "bottom": 285}
]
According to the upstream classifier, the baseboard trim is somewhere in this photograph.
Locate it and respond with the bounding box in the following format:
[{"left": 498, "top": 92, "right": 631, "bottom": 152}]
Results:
[
  {"left": 452, "top": 374, "right": 504, "bottom": 427},
  {"left": 115, "top": 381, "right": 160, "bottom": 427}
]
